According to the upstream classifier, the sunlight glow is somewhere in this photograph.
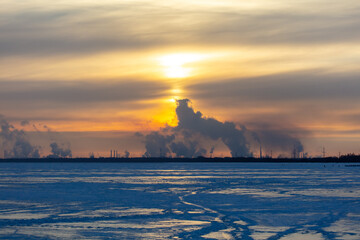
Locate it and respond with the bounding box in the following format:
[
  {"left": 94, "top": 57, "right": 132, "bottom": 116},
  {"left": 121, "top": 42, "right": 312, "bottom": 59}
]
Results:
[{"left": 158, "top": 53, "right": 206, "bottom": 78}]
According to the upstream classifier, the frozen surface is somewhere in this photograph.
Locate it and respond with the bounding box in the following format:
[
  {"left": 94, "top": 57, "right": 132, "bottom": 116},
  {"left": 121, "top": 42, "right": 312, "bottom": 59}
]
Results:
[{"left": 0, "top": 162, "right": 359, "bottom": 239}]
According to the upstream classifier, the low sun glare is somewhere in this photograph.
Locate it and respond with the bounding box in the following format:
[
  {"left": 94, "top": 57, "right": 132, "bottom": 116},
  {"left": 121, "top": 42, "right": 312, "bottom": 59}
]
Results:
[{"left": 158, "top": 53, "right": 205, "bottom": 78}]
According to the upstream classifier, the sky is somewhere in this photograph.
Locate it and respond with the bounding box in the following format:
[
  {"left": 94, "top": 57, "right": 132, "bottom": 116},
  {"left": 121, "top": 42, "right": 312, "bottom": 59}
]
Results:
[{"left": 1, "top": 0, "right": 360, "bottom": 158}]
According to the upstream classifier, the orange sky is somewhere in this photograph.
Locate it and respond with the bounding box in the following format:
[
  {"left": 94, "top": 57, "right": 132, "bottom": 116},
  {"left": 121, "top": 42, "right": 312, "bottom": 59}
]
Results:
[{"left": 1, "top": 0, "right": 360, "bottom": 157}]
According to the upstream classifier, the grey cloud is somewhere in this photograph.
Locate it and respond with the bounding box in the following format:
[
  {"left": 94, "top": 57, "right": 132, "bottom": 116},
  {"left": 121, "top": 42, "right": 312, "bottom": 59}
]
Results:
[
  {"left": 141, "top": 99, "right": 251, "bottom": 157},
  {"left": 199, "top": 10, "right": 360, "bottom": 46},
  {"left": 0, "top": 80, "right": 168, "bottom": 104},
  {"left": 188, "top": 70, "right": 360, "bottom": 137},
  {"left": 0, "top": 115, "right": 77, "bottom": 158},
  {"left": 1, "top": 2, "right": 360, "bottom": 57},
  {"left": 188, "top": 71, "right": 360, "bottom": 103},
  {"left": 140, "top": 99, "right": 307, "bottom": 157},
  {"left": 170, "top": 140, "right": 207, "bottom": 158},
  {"left": 143, "top": 132, "right": 175, "bottom": 157},
  {"left": 0, "top": 79, "right": 169, "bottom": 123},
  {"left": 175, "top": 99, "right": 250, "bottom": 157},
  {"left": 0, "top": 4, "right": 169, "bottom": 57},
  {"left": 142, "top": 130, "right": 208, "bottom": 158},
  {"left": 141, "top": 129, "right": 208, "bottom": 158},
  {"left": 0, "top": 115, "right": 40, "bottom": 158},
  {"left": 48, "top": 142, "right": 72, "bottom": 158},
  {"left": 124, "top": 150, "right": 130, "bottom": 158},
  {"left": 248, "top": 123, "right": 305, "bottom": 156}
]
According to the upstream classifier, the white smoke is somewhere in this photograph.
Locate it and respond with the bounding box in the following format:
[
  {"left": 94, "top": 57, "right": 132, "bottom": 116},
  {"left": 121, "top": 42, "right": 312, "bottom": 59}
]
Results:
[
  {"left": 0, "top": 115, "right": 40, "bottom": 158},
  {"left": 141, "top": 99, "right": 251, "bottom": 157}
]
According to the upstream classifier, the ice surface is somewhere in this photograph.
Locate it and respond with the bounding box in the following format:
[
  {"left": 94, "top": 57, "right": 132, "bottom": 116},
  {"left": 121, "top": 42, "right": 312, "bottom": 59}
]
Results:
[
  {"left": 0, "top": 162, "right": 359, "bottom": 239},
  {"left": 249, "top": 226, "right": 289, "bottom": 240},
  {"left": 279, "top": 230, "right": 325, "bottom": 240},
  {"left": 202, "top": 227, "right": 235, "bottom": 239}
]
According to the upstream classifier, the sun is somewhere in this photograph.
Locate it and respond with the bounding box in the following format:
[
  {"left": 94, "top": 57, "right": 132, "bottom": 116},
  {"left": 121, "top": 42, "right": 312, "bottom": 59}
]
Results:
[{"left": 158, "top": 53, "right": 205, "bottom": 78}]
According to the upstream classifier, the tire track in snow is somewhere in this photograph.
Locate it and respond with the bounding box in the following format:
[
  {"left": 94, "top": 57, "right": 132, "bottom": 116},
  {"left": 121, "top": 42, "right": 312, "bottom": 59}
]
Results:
[
  {"left": 268, "top": 210, "right": 348, "bottom": 240},
  {"left": 176, "top": 194, "right": 252, "bottom": 239}
]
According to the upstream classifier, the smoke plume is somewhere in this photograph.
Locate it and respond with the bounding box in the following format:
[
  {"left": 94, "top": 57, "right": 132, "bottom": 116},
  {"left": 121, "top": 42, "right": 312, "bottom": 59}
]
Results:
[
  {"left": 139, "top": 99, "right": 306, "bottom": 158},
  {"left": 48, "top": 142, "right": 72, "bottom": 158},
  {"left": 249, "top": 125, "right": 305, "bottom": 157},
  {"left": 0, "top": 115, "right": 40, "bottom": 158},
  {"left": 141, "top": 99, "right": 251, "bottom": 157},
  {"left": 175, "top": 99, "right": 250, "bottom": 157},
  {"left": 143, "top": 132, "right": 175, "bottom": 157},
  {"left": 124, "top": 150, "right": 130, "bottom": 158}
]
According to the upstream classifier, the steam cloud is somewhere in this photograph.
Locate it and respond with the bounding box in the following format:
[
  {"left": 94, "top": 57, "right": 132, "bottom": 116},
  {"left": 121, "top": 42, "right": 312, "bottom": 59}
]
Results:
[
  {"left": 141, "top": 99, "right": 251, "bottom": 157},
  {"left": 140, "top": 99, "right": 305, "bottom": 158},
  {"left": 124, "top": 150, "right": 130, "bottom": 158},
  {"left": 48, "top": 142, "right": 72, "bottom": 158},
  {"left": 250, "top": 126, "right": 304, "bottom": 157},
  {"left": 0, "top": 115, "right": 40, "bottom": 158},
  {"left": 0, "top": 115, "right": 73, "bottom": 159},
  {"left": 175, "top": 99, "right": 250, "bottom": 157}
]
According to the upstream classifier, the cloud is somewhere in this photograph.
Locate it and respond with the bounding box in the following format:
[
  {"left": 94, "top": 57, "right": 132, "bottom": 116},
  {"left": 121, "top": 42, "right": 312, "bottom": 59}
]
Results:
[
  {"left": 0, "top": 115, "right": 40, "bottom": 158},
  {"left": 1, "top": 1, "right": 360, "bottom": 57},
  {"left": 175, "top": 99, "right": 250, "bottom": 157},
  {"left": 124, "top": 150, "right": 130, "bottom": 158},
  {"left": 0, "top": 115, "right": 76, "bottom": 158},
  {"left": 139, "top": 99, "right": 308, "bottom": 158},
  {"left": 141, "top": 99, "right": 251, "bottom": 157},
  {"left": 0, "top": 4, "right": 161, "bottom": 57},
  {"left": 170, "top": 140, "right": 207, "bottom": 158},
  {"left": 187, "top": 70, "right": 360, "bottom": 135},
  {"left": 197, "top": 10, "right": 360, "bottom": 46},
  {"left": 142, "top": 130, "right": 208, "bottom": 158},
  {"left": 0, "top": 79, "right": 169, "bottom": 123},
  {"left": 143, "top": 131, "right": 175, "bottom": 157},
  {"left": 48, "top": 142, "right": 72, "bottom": 158},
  {"left": 189, "top": 70, "right": 360, "bottom": 103},
  {"left": 0, "top": 80, "right": 168, "bottom": 104},
  {"left": 248, "top": 123, "right": 305, "bottom": 156}
]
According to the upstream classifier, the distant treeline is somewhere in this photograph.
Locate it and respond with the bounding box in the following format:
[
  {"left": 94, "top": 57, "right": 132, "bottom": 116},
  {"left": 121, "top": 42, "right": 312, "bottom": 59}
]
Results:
[{"left": 1, "top": 155, "right": 360, "bottom": 163}]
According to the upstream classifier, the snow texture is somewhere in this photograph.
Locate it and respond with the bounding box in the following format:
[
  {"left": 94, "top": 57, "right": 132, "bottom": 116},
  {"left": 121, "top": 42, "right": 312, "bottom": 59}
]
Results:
[{"left": 0, "top": 163, "right": 359, "bottom": 239}]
